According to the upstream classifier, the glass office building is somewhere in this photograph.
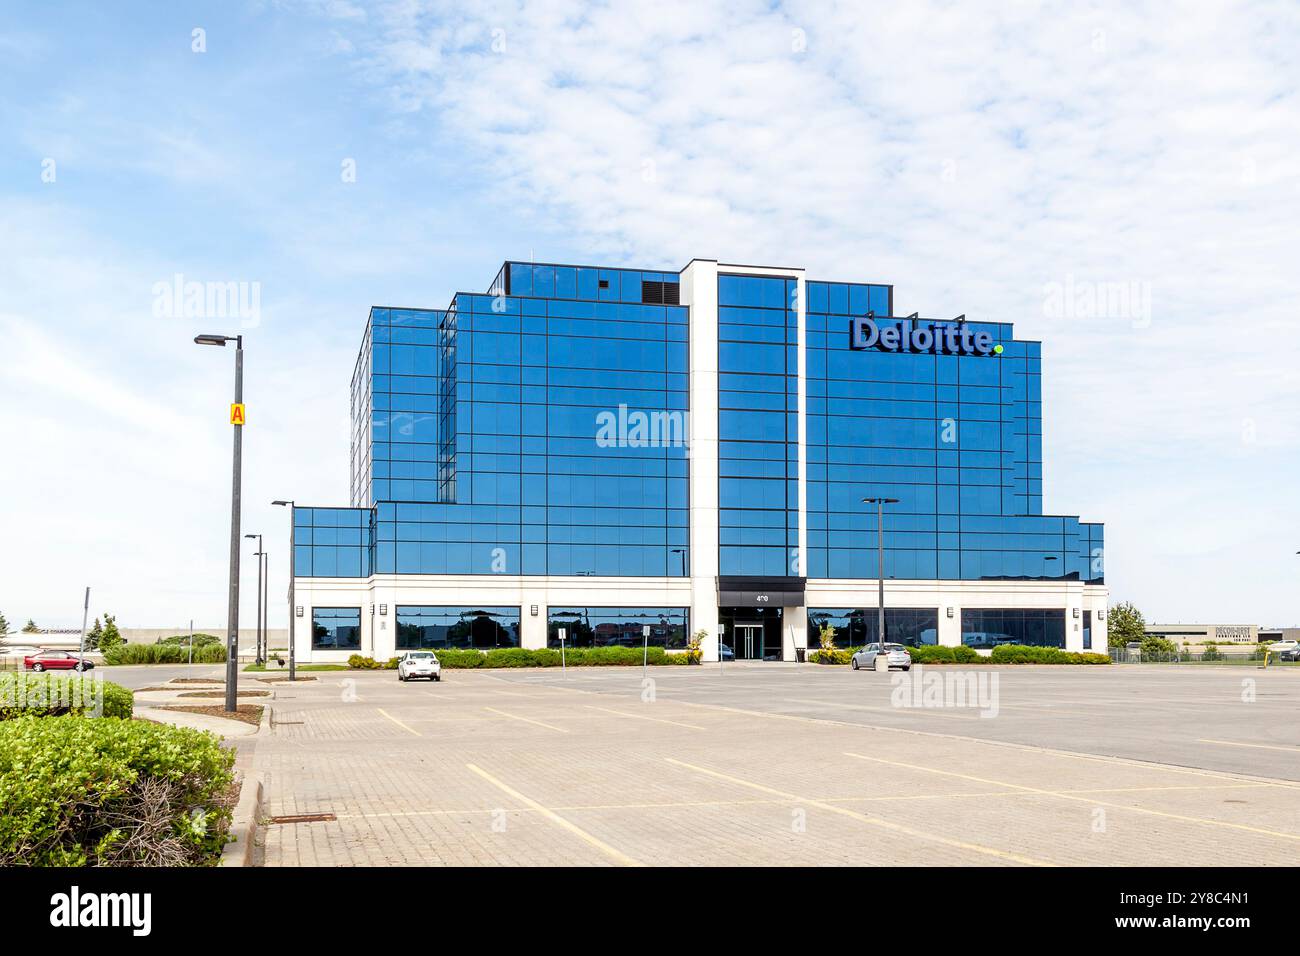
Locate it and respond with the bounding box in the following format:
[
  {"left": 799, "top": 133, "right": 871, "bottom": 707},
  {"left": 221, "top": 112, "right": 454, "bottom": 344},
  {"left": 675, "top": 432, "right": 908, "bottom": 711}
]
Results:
[{"left": 290, "top": 258, "right": 1106, "bottom": 662}]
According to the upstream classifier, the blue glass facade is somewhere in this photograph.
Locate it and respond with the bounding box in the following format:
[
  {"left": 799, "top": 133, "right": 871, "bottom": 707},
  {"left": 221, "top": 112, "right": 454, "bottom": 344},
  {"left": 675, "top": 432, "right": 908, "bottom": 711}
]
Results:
[
  {"left": 297, "top": 258, "right": 1103, "bottom": 588},
  {"left": 805, "top": 283, "right": 1103, "bottom": 583},
  {"left": 717, "top": 274, "right": 802, "bottom": 577}
]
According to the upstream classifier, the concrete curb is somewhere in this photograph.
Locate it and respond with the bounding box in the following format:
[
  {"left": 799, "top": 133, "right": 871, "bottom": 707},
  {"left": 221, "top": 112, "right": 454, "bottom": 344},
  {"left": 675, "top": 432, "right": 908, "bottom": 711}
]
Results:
[{"left": 220, "top": 769, "right": 264, "bottom": 867}]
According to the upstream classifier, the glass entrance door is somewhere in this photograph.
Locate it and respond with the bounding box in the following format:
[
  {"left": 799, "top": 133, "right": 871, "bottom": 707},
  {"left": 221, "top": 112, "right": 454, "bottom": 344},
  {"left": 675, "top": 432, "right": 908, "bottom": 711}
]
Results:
[{"left": 735, "top": 623, "right": 764, "bottom": 660}]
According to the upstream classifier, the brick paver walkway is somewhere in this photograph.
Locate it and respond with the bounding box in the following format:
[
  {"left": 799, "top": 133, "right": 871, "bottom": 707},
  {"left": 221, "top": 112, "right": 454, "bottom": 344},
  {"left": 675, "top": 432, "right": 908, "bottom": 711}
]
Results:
[{"left": 240, "top": 667, "right": 1300, "bottom": 866}]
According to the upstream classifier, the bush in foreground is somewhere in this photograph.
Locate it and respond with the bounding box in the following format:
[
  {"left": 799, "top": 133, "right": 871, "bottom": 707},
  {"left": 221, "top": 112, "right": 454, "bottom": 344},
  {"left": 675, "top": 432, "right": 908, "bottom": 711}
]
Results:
[
  {"left": 0, "top": 673, "right": 133, "bottom": 720},
  {"left": 0, "top": 716, "right": 235, "bottom": 866}
]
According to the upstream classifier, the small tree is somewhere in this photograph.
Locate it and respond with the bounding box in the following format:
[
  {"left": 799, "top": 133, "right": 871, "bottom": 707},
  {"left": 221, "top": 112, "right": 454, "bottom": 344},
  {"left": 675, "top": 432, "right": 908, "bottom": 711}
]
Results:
[
  {"left": 98, "top": 614, "right": 124, "bottom": 651},
  {"left": 819, "top": 624, "right": 837, "bottom": 651},
  {"left": 1107, "top": 601, "right": 1146, "bottom": 649},
  {"left": 0, "top": 612, "right": 9, "bottom": 635},
  {"left": 1139, "top": 634, "right": 1177, "bottom": 661},
  {"left": 84, "top": 617, "right": 104, "bottom": 650},
  {"left": 684, "top": 628, "right": 707, "bottom": 664},
  {"left": 22, "top": 619, "right": 39, "bottom": 634}
]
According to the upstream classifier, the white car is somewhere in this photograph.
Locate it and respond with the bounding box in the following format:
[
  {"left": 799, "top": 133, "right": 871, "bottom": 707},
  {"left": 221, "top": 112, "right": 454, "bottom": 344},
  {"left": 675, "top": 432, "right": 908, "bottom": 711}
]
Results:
[
  {"left": 397, "top": 651, "right": 441, "bottom": 682},
  {"left": 850, "top": 642, "right": 912, "bottom": 671}
]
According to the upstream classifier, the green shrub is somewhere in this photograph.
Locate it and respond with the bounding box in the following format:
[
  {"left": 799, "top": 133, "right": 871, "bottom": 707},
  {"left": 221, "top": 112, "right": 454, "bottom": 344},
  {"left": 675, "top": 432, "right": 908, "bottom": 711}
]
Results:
[
  {"left": 157, "top": 633, "right": 222, "bottom": 649},
  {"left": 356, "top": 646, "right": 687, "bottom": 669},
  {"left": 0, "top": 716, "right": 235, "bottom": 866},
  {"left": 0, "top": 673, "right": 133, "bottom": 720},
  {"left": 103, "top": 643, "right": 226, "bottom": 665},
  {"left": 1200, "top": 645, "right": 1223, "bottom": 662},
  {"left": 988, "top": 644, "right": 1110, "bottom": 665}
]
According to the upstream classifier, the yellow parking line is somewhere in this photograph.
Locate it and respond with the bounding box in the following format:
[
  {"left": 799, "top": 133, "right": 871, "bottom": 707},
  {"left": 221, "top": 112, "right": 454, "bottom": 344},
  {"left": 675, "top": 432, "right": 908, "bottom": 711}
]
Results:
[
  {"left": 843, "top": 751, "right": 1300, "bottom": 843},
  {"left": 376, "top": 708, "right": 421, "bottom": 736},
  {"left": 466, "top": 763, "right": 641, "bottom": 866},
  {"left": 1198, "top": 738, "right": 1300, "bottom": 753},
  {"left": 664, "top": 757, "right": 1053, "bottom": 866},
  {"left": 584, "top": 704, "right": 706, "bottom": 731},
  {"left": 484, "top": 706, "right": 568, "bottom": 733}
]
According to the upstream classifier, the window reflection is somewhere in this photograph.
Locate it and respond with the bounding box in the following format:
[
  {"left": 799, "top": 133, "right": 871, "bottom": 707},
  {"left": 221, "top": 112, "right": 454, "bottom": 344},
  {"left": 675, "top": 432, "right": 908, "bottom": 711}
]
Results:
[
  {"left": 396, "top": 606, "right": 521, "bottom": 649},
  {"left": 547, "top": 607, "right": 688, "bottom": 650}
]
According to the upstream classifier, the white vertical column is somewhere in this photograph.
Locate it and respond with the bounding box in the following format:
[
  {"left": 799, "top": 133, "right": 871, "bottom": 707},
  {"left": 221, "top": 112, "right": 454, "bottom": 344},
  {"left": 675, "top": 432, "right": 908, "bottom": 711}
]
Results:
[
  {"left": 796, "top": 275, "right": 808, "bottom": 578},
  {"left": 679, "top": 260, "right": 721, "bottom": 660}
]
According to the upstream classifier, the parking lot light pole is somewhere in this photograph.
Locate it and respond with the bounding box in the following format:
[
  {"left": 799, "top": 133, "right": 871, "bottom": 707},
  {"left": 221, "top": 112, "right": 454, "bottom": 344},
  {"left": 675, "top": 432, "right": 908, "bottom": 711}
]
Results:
[
  {"left": 196, "top": 333, "right": 243, "bottom": 712},
  {"left": 862, "top": 497, "right": 899, "bottom": 672},
  {"left": 245, "top": 533, "right": 264, "bottom": 665},
  {"left": 272, "top": 499, "right": 296, "bottom": 681}
]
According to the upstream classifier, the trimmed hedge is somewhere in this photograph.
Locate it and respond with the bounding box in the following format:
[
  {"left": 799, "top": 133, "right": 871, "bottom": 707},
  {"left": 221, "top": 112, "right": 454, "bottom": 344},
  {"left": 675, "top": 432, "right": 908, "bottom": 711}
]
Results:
[
  {"left": 808, "top": 644, "right": 1109, "bottom": 665},
  {"left": 0, "top": 673, "right": 133, "bottom": 720},
  {"left": 103, "top": 643, "right": 227, "bottom": 665},
  {"left": 156, "top": 633, "right": 222, "bottom": 649},
  {"left": 0, "top": 716, "right": 235, "bottom": 866},
  {"left": 987, "top": 644, "right": 1110, "bottom": 665},
  {"left": 909, "top": 645, "right": 983, "bottom": 664},
  {"left": 349, "top": 646, "right": 694, "bottom": 669},
  {"left": 808, "top": 645, "right": 981, "bottom": 665}
]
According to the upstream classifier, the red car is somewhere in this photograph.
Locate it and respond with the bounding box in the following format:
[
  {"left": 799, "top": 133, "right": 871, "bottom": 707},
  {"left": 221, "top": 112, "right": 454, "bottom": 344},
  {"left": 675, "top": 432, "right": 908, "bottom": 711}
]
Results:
[{"left": 24, "top": 650, "right": 93, "bottom": 672}]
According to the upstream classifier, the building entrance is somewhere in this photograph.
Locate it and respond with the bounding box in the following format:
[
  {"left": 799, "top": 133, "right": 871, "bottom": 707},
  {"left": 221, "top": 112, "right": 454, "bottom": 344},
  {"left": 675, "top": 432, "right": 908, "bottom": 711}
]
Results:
[{"left": 718, "top": 606, "right": 785, "bottom": 661}]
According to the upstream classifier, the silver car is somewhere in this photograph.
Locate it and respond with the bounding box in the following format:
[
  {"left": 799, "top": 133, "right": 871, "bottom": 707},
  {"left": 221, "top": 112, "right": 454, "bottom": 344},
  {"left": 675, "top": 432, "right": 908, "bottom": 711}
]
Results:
[
  {"left": 851, "top": 642, "right": 912, "bottom": 671},
  {"left": 397, "top": 651, "right": 442, "bottom": 682}
]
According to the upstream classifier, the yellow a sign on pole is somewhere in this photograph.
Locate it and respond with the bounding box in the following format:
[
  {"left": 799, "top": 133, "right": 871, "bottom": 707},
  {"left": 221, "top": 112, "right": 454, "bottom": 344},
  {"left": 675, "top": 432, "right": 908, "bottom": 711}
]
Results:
[{"left": 230, "top": 403, "right": 246, "bottom": 426}]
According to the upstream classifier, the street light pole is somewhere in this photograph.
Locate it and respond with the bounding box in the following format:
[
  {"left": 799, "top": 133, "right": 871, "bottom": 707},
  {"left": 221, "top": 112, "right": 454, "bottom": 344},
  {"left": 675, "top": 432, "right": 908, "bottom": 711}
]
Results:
[
  {"left": 261, "top": 551, "right": 269, "bottom": 665},
  {"left": 196, "top": 333, "right": 244, "bottom": 713},
  {"left": 245, "top": 533, "right": 264, "bottom": 667},
  {"left": 273, "top": 499, "right": 296, "bottom": 681},
  {"left": 863, "top": 497, "right": 899, "bottom": 672},
  {"left": 77, "top": 586, "right": 90, "bottom": 669}
]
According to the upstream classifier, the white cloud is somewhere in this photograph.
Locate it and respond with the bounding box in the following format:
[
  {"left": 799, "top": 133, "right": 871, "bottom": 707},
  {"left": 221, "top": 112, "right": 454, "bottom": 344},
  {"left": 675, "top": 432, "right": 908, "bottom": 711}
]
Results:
[{"left": 316, "top": 0, "right": 1300, "bottom": 622}]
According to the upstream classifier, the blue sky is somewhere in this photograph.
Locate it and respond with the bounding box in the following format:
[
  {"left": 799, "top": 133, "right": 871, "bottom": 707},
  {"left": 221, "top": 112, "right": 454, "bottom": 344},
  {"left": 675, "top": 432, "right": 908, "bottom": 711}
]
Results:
[{"left": 4, "top": 0, "right": 1299, "bottom": 630}]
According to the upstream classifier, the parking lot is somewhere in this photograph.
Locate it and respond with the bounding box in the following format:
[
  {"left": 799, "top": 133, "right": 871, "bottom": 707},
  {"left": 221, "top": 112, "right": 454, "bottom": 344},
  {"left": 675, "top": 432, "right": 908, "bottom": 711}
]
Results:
[{"left": 239, "top": 663, "right": 1300, "bottom": 866}]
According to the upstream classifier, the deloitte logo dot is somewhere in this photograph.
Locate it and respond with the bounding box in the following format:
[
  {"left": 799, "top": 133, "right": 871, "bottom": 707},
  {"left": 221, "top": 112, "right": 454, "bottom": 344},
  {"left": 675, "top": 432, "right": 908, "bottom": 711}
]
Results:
[{"left": 993, "top": 344, "right": 1004, "bottom": 355}]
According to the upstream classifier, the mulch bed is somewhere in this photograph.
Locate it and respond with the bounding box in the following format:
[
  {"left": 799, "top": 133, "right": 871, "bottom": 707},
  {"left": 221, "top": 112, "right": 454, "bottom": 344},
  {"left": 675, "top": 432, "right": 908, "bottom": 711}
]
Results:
[
  {"left": 178, "top": 690, "right": 270, "bottom": 699},
  {"left": 256, "top": 676, "right": 318, "bottom": 683},
  {"left": 157, "top": 704, "right": 264, "bottom": 726},
  {"left": 171, "top": 677, "right": 226, "bottom": 684}
]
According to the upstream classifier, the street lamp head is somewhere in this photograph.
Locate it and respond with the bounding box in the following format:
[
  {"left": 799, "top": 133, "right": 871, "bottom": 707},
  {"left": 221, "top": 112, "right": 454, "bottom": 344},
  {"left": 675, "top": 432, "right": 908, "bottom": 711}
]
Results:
[
  {"left": 272, "top": 500, "right": 292, "bottom": 507},
  {"left": 193, "top": 333, "right": 232, "bottom": 346},
  {"left": 862, "top": 497, "right": 900, "bottom": 504}
]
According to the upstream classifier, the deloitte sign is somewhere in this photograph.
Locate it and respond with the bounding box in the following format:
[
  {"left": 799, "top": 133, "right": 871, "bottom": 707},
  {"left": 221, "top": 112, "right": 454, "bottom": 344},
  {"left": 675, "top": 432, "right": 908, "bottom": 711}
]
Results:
[{"left": 849, "top": 315, "right": 1002, "bottom": 357}]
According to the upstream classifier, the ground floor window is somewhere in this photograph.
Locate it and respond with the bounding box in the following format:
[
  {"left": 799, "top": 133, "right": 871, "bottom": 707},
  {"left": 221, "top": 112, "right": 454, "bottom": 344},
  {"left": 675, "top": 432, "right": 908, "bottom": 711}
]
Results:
[
  {"left": 807, "top": 608, "right": 939, "bottom": 648},
  {"left": 547, "top": 607, "right": 689, "bottom": 649},
  {"left": 962, "top": 608, "right": 1066, "bottom": 649},
  {"left": 396, "top": 606, "right": 521, "bottom": 649},
  {"left": 312, "top": 607, "right": 361, "bottom": 650}
]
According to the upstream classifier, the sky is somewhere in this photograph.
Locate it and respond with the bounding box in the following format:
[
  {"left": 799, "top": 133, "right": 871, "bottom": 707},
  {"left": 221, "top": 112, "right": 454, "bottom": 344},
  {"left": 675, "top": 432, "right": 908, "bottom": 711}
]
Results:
[{"left": 3, "top": 0, "right": 1299, "bottom": 631}]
